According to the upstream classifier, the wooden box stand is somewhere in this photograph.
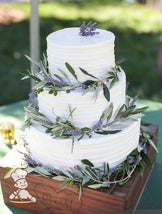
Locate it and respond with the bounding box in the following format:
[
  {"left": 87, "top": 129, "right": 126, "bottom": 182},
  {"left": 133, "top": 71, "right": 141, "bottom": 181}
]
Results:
[{"left": 0, "top": 124, "right": 158, "bottom": 214}]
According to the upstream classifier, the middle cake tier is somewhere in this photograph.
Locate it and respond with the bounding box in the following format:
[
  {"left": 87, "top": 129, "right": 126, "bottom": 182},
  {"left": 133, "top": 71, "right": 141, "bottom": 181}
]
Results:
[{"left": 38, "top": 70, "right": 126, "bottom": 128}]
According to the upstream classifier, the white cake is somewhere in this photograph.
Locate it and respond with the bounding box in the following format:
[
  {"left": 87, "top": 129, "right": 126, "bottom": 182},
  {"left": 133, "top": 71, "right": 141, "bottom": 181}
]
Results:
[
  {"left": 47, "top": 28, "right": 115, "bottom": 83},
  {"left": 25, "top": 27, "right": 141, "bottom": 170}
]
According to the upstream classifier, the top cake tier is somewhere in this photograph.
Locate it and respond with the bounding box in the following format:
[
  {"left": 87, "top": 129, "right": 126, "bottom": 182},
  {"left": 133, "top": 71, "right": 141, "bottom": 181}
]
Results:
[{"left": 47, "top": 27, "right": 115, "bottom": 83}]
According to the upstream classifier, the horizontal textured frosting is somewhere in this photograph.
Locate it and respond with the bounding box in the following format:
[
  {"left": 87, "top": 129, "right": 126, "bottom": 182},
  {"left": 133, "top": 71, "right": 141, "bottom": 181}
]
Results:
[
  {"left": 25, "top": 119, "right": 141, "bottom": 170},
  {"left": 25, "top": 27, "right": 141, "bottom": 172},
  {"left": 47, "top": 27, "right": 115, "bottom": 83},
  {"left": 38, "top": 70, "right": 126, "bottom": 128}
]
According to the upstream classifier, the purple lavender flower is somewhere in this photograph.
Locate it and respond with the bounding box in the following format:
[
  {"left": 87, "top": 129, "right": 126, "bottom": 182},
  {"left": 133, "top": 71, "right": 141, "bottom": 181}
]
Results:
[
  {"left": 79, "top": 21, "right": 100, "bottom": 37},
  {"left": 44, "top": 165, "right": 62, "bottom": 175},
  {"left": 81, "top": 84, "right": 88, "bottom": 89},
  {"left": 25, "top": 155, "right": 39, "bottom": 166},
  {"left": 45, "top": 77, "right": 55, "bottom": 83},
  {"left": 140, "top": 143, "right": 147, "bottom": 154},
  {"left": 45, "top": 77, "right": 67, "bottom": 87},
  {"left": 72, "top": 130, "right": 80, "bottom": 136},
  {"left": 29, "top": 93, "right": 38, "bottom": 107},
  {"left": 116, "top": 59, "right": 125, "bottom": 65},
  {"left": 29, "top": 93, "right": 34, "bottom": 103},
  {"left": 67, "top": 129, "right": 80, "bottom": 136},
  {"left": 106, "top": 78, "right": 109, "bottom": 82},
  {"left": 129, "top": 156, "right": 135, "bottom": 164},
  {"left": 93, "top": 121, "right": 103, "bottom": 130}
]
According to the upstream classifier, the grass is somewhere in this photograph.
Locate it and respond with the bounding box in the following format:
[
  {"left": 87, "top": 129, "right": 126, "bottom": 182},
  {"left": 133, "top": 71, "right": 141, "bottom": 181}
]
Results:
[{"left": 0, "top": 0, "right": 162, "bottom": 106}]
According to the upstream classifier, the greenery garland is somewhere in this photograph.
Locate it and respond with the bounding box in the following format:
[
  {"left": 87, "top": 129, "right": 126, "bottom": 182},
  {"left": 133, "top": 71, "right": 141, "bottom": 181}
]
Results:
[
  {"left": 25, "top": 95, "right": 148, "bottom": 152},
  {"left": 5, "top": 123, "right": 157, "bottom": 200},
  {"left": 22, "top": 55, "right": 124, "bottom": 102}
]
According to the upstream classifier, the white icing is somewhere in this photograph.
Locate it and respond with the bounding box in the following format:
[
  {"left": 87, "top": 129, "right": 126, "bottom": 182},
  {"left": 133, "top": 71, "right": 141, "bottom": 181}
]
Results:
[
  {"left": 38, "top": 70, "right": 126, "bottom": 128},
  {"left": 26, "top": 119, "right": 141, "bottom": 169},
  {"left": 25, "top": 27, "right": 141, "bottom": 171},
  {"left": 46, "top": 28, "right": 115, "bottom": 83}
]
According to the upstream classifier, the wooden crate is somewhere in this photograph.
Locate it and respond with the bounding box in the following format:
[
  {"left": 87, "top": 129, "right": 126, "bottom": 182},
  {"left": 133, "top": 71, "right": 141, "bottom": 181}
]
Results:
[{"left": 0, "top": 124, "right": 158, "bottom": 214}]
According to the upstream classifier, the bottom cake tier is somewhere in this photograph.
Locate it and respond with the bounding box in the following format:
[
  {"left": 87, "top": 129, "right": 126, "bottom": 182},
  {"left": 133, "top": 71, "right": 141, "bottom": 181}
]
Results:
[{"left": 25, "top": 119, "right": 141, "bottom": 170}]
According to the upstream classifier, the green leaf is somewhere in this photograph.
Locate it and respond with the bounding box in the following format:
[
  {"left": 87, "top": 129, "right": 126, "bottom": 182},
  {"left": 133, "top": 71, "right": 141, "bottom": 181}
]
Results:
[
  {"left": 108, "top": 71, "right": 115, "bottom": 76},
  {"left": 79, "top": 67, "right": 97, "bottom": 79},
  {"left": 132, "top": 106, "right": 149, "bottom": 114},
  {"left": 52, "top": 175, "right": 66, "bottom": 181},
  {"left": 81, "top": 159, "right": 94, "bottom": 167},
  {"left": 25, "top": 54, "right": 39, "bottom": 65},
  {"left": 4, "top": 168, "right": 18, "bottom": 179},
  {"left": 70, "top": 180, "right": 74, "bottom": 186},
  {"left": 65, "top": 62, "right": 78, "bottom": 80},
  {"left": 26, "top": 167, "right": 35, "bottom": 174},
  {"left": 82, "top": 177, "right": 90, "bottom": 185},
  {"left": 129, "top": 149, "right": 138, "bottom": 156},
  {"left": 82, "top": 80, "right": 96, "bottom": 86},
  {"left": 75, "top": 186, "right": 80, "bottom": 193},
  {"left": 106, "top": 183, "right": 117, "bottom": 194},
  {"left": 68, "top": 105, "right": 76, "bottom": 119},
  {"left": 121, "top": 105, "right": 136, "bottom": 117},
  {"left": 71, "top": 135, "right": 75, "bottom": 153},
  {"left": 118, "top": 181, "right": 124, "bottom": 186},
  {"left": 109, "top": 78, "right": 116, "bottom": 90},
  {"left": 115, "top": 104, "right": 125, "bottom": 119},
  {"left": 104, "top": 162, "right": 109, "bottom": 178},
  {"left": 54, "top": 74, "right": 64, "bottom": 81},
  {"left": 95, "top": 130, "right": 121, "bottom": 135},
  {"left": 88, "top": 184, "right": 103, "bottom": 189},
  {"left": 141, "top": 151, "right": 152, "bottom": 169},
  {"left": 138, "top": 160, "right": 144, "bottom": 177},
  {"left": 49, "top": 90, "right": 53, "bottom": 94},
  {"left": 94, "top": 86, "right": 100, "bottom": 102},
  {"left": 147, "top": 139, "right": 158, "bottom": 153},
  {"left": 29, "top": 74, "right": 41, "bottom": 82},
  {"left": 60, "top": 168, "right": 73, "bottom": 179},
  {"left": 46, "top": 128, "right": 52, "bottom": 133},
  {"left": 81, "top": 127, "right": 91, "bottom": 132},
  {"left": 103, "top": 83, "right": 110, "bottom": 102},
  {"left": 82, "top": 87, "right": 90, "bottom": 96},
  {"left": 34, "top": 166, "right": 52, "bottom": 177},
  {"left": 33, "top": 80, "right": 46, "bottom": 90},
  {"left": 77, "top": 134, "right": 84, "bottom": 141},
  {"left": 79, "top": 185, "right": 82, "bottom": 200},
  {"left": 85, "top": 167, "right": 99, "bottom": 180},
  {"left": 58, "top": 68, "right": 70, "bottom": 81},
  {"left": 54, "top": 91, "right": 57, "bottom": 96}
]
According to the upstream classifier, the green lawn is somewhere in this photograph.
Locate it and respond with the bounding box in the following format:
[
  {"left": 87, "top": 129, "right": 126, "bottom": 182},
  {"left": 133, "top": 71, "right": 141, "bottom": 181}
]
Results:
[{"left": 0, "top": 0, "right": 162, "bottom": 105}]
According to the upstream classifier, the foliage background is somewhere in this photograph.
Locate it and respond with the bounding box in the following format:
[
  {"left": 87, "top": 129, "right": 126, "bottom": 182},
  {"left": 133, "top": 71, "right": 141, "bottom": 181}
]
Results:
[{"left": 0, "top": 0, "right": 162, "bottom": 106}]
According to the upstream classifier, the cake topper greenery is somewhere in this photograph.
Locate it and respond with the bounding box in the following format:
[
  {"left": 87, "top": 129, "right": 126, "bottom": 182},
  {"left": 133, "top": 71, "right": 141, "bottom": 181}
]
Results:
[
  {"left": 79, "top": 21, "right": 100, "bottom": 36},
  {"left": 22, "top": 55, "right": 123, "bottom": 103}
]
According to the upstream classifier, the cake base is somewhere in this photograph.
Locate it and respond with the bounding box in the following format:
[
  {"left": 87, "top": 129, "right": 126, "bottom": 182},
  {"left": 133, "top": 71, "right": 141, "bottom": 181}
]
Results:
[{"left": 0, "top": 124, "right": 158, "bottom": 214}]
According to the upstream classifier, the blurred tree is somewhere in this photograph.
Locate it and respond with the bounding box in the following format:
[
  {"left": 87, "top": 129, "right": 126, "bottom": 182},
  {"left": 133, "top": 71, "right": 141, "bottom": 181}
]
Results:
[{"left": 138, "top": 0, "right": 162, "bottom": 12}]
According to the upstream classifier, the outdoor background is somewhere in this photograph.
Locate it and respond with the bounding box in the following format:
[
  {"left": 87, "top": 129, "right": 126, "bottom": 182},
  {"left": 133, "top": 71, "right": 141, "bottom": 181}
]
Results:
[{"left": 0, "top": 0, "right": 162, "bottom": 106}]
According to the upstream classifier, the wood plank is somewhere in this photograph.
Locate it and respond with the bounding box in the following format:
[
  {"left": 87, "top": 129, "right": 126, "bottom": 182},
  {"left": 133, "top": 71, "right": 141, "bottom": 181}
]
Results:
[{"left": 0, "top": 124, "right": 158, "bottom": 214}]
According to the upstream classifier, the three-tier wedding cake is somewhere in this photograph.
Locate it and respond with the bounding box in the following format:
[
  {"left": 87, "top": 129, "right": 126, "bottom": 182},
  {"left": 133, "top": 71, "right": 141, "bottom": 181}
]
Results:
[{"left": 24, "top": 23, "right": 142, "bottom": 171}]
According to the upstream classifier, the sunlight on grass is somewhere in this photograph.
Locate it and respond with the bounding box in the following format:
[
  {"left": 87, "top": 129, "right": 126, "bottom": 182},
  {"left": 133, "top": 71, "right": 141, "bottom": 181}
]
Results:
[
  {"left": 37, "top": 2, "right": 162, "bottom": 33},
  {"left": 1, "top": 1, "right": 162, "bottom": 33}
]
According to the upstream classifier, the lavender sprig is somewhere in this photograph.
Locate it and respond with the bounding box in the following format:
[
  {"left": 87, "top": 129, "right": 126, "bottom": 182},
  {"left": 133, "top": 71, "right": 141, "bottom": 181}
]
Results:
[
  {"left": 79, "top": 21, "right": 100, "bottom": 37},
  {"left": 45, "top": 77, "right": 67, "bottom": 87}
]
